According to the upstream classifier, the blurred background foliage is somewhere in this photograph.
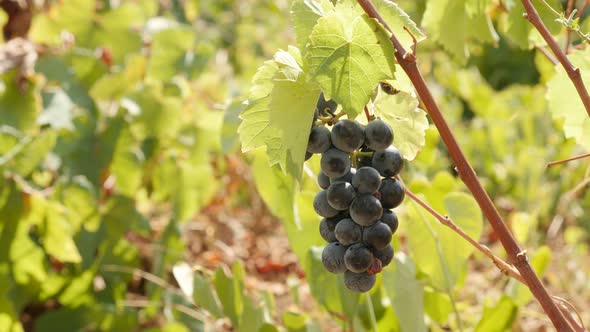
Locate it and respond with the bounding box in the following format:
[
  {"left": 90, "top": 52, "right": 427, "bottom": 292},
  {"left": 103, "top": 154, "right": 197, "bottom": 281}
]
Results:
[{"left": 0, "top": 0, "right": 588, "bottom": 331}]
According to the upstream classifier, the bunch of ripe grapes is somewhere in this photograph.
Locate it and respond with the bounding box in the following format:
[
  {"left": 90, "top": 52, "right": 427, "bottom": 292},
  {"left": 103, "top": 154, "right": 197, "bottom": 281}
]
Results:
[{"left": 307, "top": 94, "right": 405, "bottom": 293}]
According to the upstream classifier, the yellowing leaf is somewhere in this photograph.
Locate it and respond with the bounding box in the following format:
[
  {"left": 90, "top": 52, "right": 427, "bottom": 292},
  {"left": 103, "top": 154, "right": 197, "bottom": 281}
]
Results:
[{"left": 373, "top": 91, "right": 429, "bottom": 160}]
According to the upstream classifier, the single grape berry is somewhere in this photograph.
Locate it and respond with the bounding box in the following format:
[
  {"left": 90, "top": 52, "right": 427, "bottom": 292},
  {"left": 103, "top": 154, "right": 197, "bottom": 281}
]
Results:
[
  {"left": 307, "top": 125, "right": 331, "bottom": 154},
  {"left": 367, "top": 259, "right": 383, "bottom": 275},
  {"left": 379, "top": 178, "right": 405, "bottom": 209},
  {"left": 320, "top": 218, "right": 337, "bottom": 242},
  {"left": 330, "top": 167, "right": 356, "bottom": 184},
  {"left": 363, "top": 221, "right": 392, "bottom": 250},
  {"left": 352, "top": 166, "right": 381, "bottom": 194},
  {"left": 372, "top": 146, "right": 403, "bottom": 177},
  {"left": 322, "top": 242, "right": 348, "bottom": 274},
  {"left": 381, "top": 210, "right": 399, "bottom": 234},
  {"left": 331, "top": 119, "right": 365, "bottom": 152},
  {"left": 373, "top": 244, "right": 394, "bottom": 267},
  {"left": 316, "top": 92, "right": 338, "bottom": 117},
  {"left": 344, "top": 243, "right": 374, "bottom": 273},
  {"left": 344, "top": 270, "right": 376, "bottom": 293},
  {"left": 334, "top": 218, "right": 362, "bottom": 245},
  {"left": 364, "top": 119, "right": 393, "bottom": 151},
  {"left": 313, "top": 190, "right": 340, "bottom": 218},
  {"left": 350, "top": 194, "right": 383, "bottom": 226},
  {"left": 327, "top": 181, "right": 356, "bottom": 210},
  {"left": 320, "top": 148, "right": 351, "bottom": 178},
  {"left": 317, "top": 171, "right": 331, "bottom": 190}
]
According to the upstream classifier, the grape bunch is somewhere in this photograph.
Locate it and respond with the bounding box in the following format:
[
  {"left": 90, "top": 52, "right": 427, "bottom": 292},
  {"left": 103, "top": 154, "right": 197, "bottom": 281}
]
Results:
[{"left": 307, "top": 96, "right": 406, "bottom": 293}]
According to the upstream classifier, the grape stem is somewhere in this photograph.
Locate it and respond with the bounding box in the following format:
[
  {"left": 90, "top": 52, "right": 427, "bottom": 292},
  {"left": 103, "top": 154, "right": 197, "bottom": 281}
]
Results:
[
  {"left": 546, "top": 152, "right": 590, "bottom": 168},
  {"left": 317, "top": 111, "right": 347, "bottom": 126},
  {"left": 404, "top": 187, "right": 586, "bottom": 331},
  {"left": 356, "top": 0, "right": 578, "bottom": 330},
  {"left": 363, "top": 105, "right": 375, "bottom": 122},
  {"left": 403, "top": 187, "right": 526, "bottom": 284},
  {"left": 520, "top": 0, "right": 590, "bottom": 119}
]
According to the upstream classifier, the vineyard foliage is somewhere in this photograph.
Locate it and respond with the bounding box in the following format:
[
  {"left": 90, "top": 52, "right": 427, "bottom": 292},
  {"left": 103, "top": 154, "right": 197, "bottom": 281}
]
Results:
[{"left": 0, "top": 0, "right": 589, "bottom": 331}]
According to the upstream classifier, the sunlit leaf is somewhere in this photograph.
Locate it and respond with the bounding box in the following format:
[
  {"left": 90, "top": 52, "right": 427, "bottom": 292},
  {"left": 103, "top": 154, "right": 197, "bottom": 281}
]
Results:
[{"left": 306, "top": 1, "right": 396, "bottom": 117}]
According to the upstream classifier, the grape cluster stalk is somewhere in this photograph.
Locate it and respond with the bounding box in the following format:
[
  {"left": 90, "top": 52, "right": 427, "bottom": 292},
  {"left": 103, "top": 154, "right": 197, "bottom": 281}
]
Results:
[{"left": 307, "top": 94, "right": 406, "bottom": 293}]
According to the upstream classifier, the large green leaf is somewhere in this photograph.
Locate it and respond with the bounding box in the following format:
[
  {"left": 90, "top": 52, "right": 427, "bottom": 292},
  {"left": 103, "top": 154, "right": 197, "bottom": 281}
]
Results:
[
  {"left": 1, "top": 130, "right": 57, "bottom": 177},
  {"left": 422, "top": 0, "right": 498, "bottom": 63},
  {"left": 373, "top": 91, "right": 429, "bottom": 160},
  {"left": 291, "top": 0, "right": 335, "bottom": 51},
  {"left": 305, "top": 1, "right": 396, "bottom": 117},
  {"left": 373, "top": 0, "right": 425, "bottom": 51},
  {"left": 474, "top": 296, "right": 517, "bottom": 332},
  {"left": 146, "top": 26, "right": 196, "bottom": 80},
  {"left": 502, "top": 0, "right": 563, "bottom": 49},
  {"left": 240, "top": 47, "right": 320, "bottom": 180},
  {"left": 546, "top": 48, "right": 590, "bottom": 150},
  {"left": 127, "top": 82, "right": 183, "bottom": 140},
  {"left": 0, "top": 71, "right": 41, "bottom": 134},
  {"left": 382, "top": 254, "right": 426, "bottom": 332},
  {"left": 250, "top": 151, "right": 323, "bottom": 266},
  {"left": 193, "top": 272, "right": 223, "bottom": 317},
  {"left": 406, "top": 176, "right": 483, "bottom": 290},
  {"left": 43, "top": 202, "right": 82, "bottom": 264},
  {"left": 213, "top": 263, "right": 245, "bottom": 328},
  {"left": 31, "top": 1, "right": 148, "bottom": 63}
]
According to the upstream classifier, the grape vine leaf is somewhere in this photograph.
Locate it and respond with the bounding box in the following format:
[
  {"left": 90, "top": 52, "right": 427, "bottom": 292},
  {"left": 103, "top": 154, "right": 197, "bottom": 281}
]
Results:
[
  {"left": 422, "top": 0, "right": 498, "bottom": 63},
  {"left": 373, "top": 91, "right": 429, "bottom": 160},
  {"left": 382, "top": 253, "right": 427, "bottom": 332},
  {"left": 43, "top": 202, "right": 82, "bottom": 264},
  {"left": 291, "top": 0, "right": 335, "bottom": 51},
  {"left": 373, "top": 0, "right": 425, "bottom": 51},
  {"left": 474, "top": 296, "right": 517, "bottom": 332},
  {"left": 406, "top": 175, "right": 483, "bottom": 291},
  {"left": 305, "top": 0, "right": 396, "bottom": 118},
  {"left": 503, "top": 0, "right": 563, "bottom": 49},
  {"left": 239, "top": 47, "right": 320, "bottom": 180},
  {"left": 0, "top": 71, "right": 41, "bottom": 134},
  {"left": 546, "top": 48, "right": 590, "bottom": 150}
]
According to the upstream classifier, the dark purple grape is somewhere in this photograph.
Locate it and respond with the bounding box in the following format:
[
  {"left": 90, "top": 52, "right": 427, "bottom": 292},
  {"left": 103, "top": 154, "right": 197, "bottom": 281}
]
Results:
[
  {"left": 350, "top": 194, "right": 383, "bottom": 226},
  {"left": 330, "top": 167, "right": 356, "bottom": 184},
  {"left": 379, "top": 178, "right": 405, "bottom": 209},
  {"left": 313, "top": 190, "right": 340, "bottom": 218},
  {"left": 344, "top": 243, "right": 374, "bottom": 273},
  {"left": 381, "top": 210, "right": 399, "bottom": 234},
  {"left": 317, "top": 172, "right": 331, "bottom": 190},
  {"left": 331, "top": 120, "right": 364, "bottom": 152},
  {"left": 344, "top": 271, "right": 376, "bottom": 293},
  {"left": 326, "top": 181, "right": 356, "bottom": 210},
  {"left": 320, "top": 218, "right": 337, "bottom": 242},
  {"left": 334, "top": 218, "right": 362, "bottom": 245},
  {"left": 352, "top": 166, "right": 381, "bottom": 194},
  {"left": 322, "top": 242, "right": 348, "bottom": 274},
  {"left": 363, "top": 221, "right": 392, "bottom": 250},
  {"left": 316, "top": 92, "right": 338, "bottom": 117},
  {"left": 365, "top": 119, "right": 393, "bottom": 151},
  {"left": 320, "top": 148, "right": 351, "bottom": 178},
  {"left": 372, "top": 146, "right": 403, "bottom": 177},
  {"left": 373, "top": 244, "right": 394, "bottom": 267},
  {"left": 307, "top": 125, "right": 331, "bottom": 154}
]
